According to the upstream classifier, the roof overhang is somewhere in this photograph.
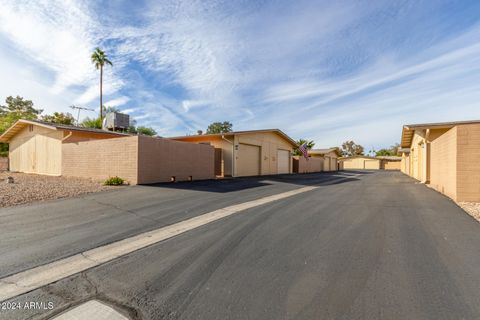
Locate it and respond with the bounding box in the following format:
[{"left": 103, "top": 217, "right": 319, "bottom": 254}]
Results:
[
  {"left": 400, "top": 119, "right": 480, "bottom": 148},
  {"left": 0, "top": 119, "right": 127, "bottom": 143},
  {"left": 0, "top": 119, "right": 57, "bottom": 143},
  {"left": 170, "top": 129, "right": 298, "bottom": 148}
]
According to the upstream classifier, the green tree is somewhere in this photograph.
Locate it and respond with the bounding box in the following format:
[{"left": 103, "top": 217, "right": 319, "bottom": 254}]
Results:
[
  {"left": 375, "top": 143, "right": 400, "bottom": 157},
  {"left": 293, "top": 139, "right": 315, "bottom": 156},
  {"left": 81, "top": 117, "right": 103, "bottom": 129},
  {"left": 206, "top": 121, "right": 233, "bottom": 134},
  {"left": 341, "top": 140, "right": 364, "bottom": 157},
  {"left": 0, "top": 96, "right": 42, "bottom": 133},
  {"left": 136, "top": 126, "right": 157, "bottom": 136},
  {"left": 331, "top": 146, "right": 343, "bottom": 157},
  {"left": 0, "top": 96, "right": 42, "bottom": 156},
  {"left": 42, "top": 112, "right": 75, "bottom": 125},
  {"left": 91, "top": 48, "right": 113, "bottom": 121}
]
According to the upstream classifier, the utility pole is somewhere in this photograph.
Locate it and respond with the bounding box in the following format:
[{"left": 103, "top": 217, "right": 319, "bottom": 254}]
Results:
[{"left": 70, "top": 105, "right": 95, "bottom": 126}]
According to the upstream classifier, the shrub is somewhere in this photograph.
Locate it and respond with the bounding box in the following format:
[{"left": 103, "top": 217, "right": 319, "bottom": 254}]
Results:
[{"left": 104, "top": 176, "right": 125, "bottom": 186}]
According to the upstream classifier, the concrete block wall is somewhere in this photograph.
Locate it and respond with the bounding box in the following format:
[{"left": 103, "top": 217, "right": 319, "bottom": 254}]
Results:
[
  {"left": 293, "top": 156, "right": 323, "bottom": 173},
  {"left": 456, "top": 124, "right": 480, "bottom": 202},
  {"left": 62, "top": 136, "right": 139, "bottom": 184},
  {"left": 137, "top": 135, "right": 215, "bottom": 184},
  {"left": 429, "top": 127, "right": 457, "bottom": 200}
]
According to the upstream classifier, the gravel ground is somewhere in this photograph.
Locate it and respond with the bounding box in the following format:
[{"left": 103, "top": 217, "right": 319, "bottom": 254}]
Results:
[
  {"left": 0, "top": 172, "right": 118, "bottom": 208},
  {"left": 458, "top": 202, "right": 480, "bottom": 222}
]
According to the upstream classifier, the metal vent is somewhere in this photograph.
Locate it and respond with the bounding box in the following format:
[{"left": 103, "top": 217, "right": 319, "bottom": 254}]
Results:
[{"left": 104, "top": 112, "right": 130, "bottom": 130}]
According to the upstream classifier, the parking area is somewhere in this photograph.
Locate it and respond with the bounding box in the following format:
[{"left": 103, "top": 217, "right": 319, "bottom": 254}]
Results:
[{"left": 2, "top": 171, "right": 480, "bottom": 319}]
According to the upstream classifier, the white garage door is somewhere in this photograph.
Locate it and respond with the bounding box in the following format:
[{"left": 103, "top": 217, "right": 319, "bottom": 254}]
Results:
[
  {"left": 237, "top": 144, "right": 261, "bottom": 176},
  {"left": 277, "top": 149, "right": 290, "bottom": 174}
]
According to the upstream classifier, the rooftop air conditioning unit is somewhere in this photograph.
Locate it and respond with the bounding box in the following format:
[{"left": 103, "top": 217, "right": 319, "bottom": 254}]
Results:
[{"left": 104, "top": 112, "right": 129, "bottom": 131}]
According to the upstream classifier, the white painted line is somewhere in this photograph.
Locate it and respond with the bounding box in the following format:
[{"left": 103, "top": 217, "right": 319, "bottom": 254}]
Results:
[{"left": 0, "top": 185, "right": 318, "bottom": 302}]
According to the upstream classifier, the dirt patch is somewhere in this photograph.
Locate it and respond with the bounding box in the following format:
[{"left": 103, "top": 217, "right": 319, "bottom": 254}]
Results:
[
  {"left": 457, "top": 202, "right": 480, "bottom": 223},
  {"left": 0, "top": 172, "right": 119, "bottom": 208}
]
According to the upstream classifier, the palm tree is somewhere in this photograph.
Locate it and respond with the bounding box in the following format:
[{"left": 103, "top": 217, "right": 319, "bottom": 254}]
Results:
[{"left": 90, "top": 48, "right": 112, "bottom": 120}]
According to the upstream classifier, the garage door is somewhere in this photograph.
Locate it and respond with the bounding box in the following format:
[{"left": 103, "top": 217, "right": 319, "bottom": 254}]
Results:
[
  {"left": 330, "top": 158, "right": 337, "bottom": 171},
  {"left": 237, "top": 144, "right": 261, "bottom": 176},
  {"left": 324, "top": 156, "right": 331, "bottom": 171},
  {"left": 364, "top": 160, "right": 379, "bottom": 169},
  {"left": 277, "top": 149, "right": 290, "bottom": 174}
]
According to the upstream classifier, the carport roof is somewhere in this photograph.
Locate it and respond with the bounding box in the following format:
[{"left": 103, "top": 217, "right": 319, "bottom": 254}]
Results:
[
  {"left": 170, "top": 129, "right": 298, "bottom": 147},
  {"left": 401, "top": 119, "right": 480, "bottom": 148},
  {"left": 0, "top": 119, "right": 128, "bottom": 142}
]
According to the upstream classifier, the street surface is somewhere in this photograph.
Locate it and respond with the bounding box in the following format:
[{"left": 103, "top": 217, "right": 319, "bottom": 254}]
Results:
[{"left": 1, "top": 171, "right": 480, "bottom": 319}]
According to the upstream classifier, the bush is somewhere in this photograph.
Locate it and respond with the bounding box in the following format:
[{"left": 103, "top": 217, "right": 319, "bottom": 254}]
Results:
[{"left": 104, "top": 176, "right": 125, "bottom": 186}]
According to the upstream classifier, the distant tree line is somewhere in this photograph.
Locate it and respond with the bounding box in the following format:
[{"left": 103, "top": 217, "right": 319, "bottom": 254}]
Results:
[{"left": 0, "top": 95, "right": 157, "bottom": 156}]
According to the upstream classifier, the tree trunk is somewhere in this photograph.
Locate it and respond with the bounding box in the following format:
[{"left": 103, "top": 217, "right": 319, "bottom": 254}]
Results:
[{"left": 100, "top": 65, "right": 103, "bottom": 121}]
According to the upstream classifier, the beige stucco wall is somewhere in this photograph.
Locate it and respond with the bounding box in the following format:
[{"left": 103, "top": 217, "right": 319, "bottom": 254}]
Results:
[
  {"left": 234, "top": 132, "right": 293, "bottom": 176},
  {"left": 293, "top": 156, "right": 323, "bottom": 173},
  {"left": 429, "top": 127, "right": 457, "bottom": 200},
  {"left": 342, "top": 157, "right": 380, "bottom": 170},
  {"left": 172, "top": 132, "right": 294, "bottom": 177},
  {"left": 137, "top": 135, "right": 214, "bottom": 184},
  {"left": 62, "top": 136, "right": 139, "bottom": 184},
  {"left": 410, "top": 130, "right": 426, "bottom": 181},
  {"left": 310, "top": 151, "right": 338, "bottom": 171},
  {"left": 401, "top": 153, "right": 410, "bottom": 175},
  {"left": 9, "top": 125, "right": 63, "bottom": 175},
  {"left": 170, "top": 135, "right": 233, "bottom": 176},
  {"left": 383, "top": 160, "right": 401, "bottom": 170},
  {"left": 456, "top": 124, "right": 480, "bottom": 202}
]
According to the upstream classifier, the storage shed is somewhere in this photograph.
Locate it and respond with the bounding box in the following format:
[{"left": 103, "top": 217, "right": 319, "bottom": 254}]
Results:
[
  {"left": 340, "top": 156, "right": 381, "bottom": 170},
  {"left": 0, "top": 119, "right": 126, "bottom": 175},
  {"left": 170, "top": 129, "right": 297, "bottom": 177},
  {"left": 400, "top": 119, "right": 480, "bottom": 202},
  {"left": 0, "top": 119, "right": 215, "bottom": 184},
  {"left": 308, "top": 148, "right": 339, "bottom": 171}
]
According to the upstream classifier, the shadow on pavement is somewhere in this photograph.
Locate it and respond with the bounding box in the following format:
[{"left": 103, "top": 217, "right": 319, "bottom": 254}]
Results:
[{"left": 141, "top": 171, "right": 368, "bottom": 193}]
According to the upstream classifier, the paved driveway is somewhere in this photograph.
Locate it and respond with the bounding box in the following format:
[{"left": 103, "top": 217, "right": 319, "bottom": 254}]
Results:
[{"left": 1, "top": 171, "right": 480, "bottom": 320}]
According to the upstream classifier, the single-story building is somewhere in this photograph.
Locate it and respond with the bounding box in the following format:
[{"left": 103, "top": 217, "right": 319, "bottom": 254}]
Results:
[
  {"left": 376, "top": 156, "right": 402, "bottom": 170},
  {"left": 340, "top": 156, "right": 381, "bottom": 170},
  {"left": 170, "top": 129, "right": 297, "bottom": 177},
  {"left": 292, "top": 156, "right": 323, "bottom": 173},
  {"left": 400, "top": 120, "right": 480, "bottom": 202},
  {"left": 308, "top": 148, "right": 339, "bottom": 171},
  {"left": 0, "top": 119, "right": 215, "bottom": 184},
  {"left": 339, "top": 155, "right": 401, "bottom": 170}
]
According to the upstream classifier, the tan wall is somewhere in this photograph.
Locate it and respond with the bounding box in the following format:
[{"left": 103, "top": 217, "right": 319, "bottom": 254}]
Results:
[
  {"left": 342, "top": 157, "right": 380, "bottom": 170},
  {"left": 234, "top": 132, "right": 293, "bottom": 176},
  {"left": 62, "top": 131, "right": 125, "bottom": 143},
  {"left": 137, "top": 135, "right": 215, "bottom": 184},
  {"left": 62, "top": 136, "right": 139, "bottom": 184},
  {"left": 383, "top": 160, "right": 401, "bottom": 170},
  {"left": 293, "top": 156, "right": 323, "bottom": 173},
  {"left": 311, "top": 151, "right": 338, "bottom": 171},
  {"left": 171, "top": 136, "right": 233, "bottom": 176},
  {"left": 410, "top": 130, "right": 426, "bottom": 181},
  {"left": 9, "top": 125, "right": 63, "bottom": 175},
  {"left": 0, "top": 157, "right": 8, "bottom": 171},
  {"left": 456, "top": 124, "right": 480, "bottom": 202},
  {"left": 429, "top": 127, "right": 457, "bottom": 200},
  {"left": 401, "top": 153, "right": 410, "bottom": 175}
]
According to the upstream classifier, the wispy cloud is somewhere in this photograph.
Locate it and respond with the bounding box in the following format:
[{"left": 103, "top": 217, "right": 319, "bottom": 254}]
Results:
[{"left": 0, "top": 0, "right": 479, "bottom": 148}]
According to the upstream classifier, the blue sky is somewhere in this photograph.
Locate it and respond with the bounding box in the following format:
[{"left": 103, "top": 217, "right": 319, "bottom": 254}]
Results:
[{"left": 0, "top": 0, "right": 479, "bottom": 150}]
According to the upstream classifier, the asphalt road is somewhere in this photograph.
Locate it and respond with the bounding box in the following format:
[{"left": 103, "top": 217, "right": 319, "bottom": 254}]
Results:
[{"left": 2, "top": 171, "right": 480, "bottom": 320}]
